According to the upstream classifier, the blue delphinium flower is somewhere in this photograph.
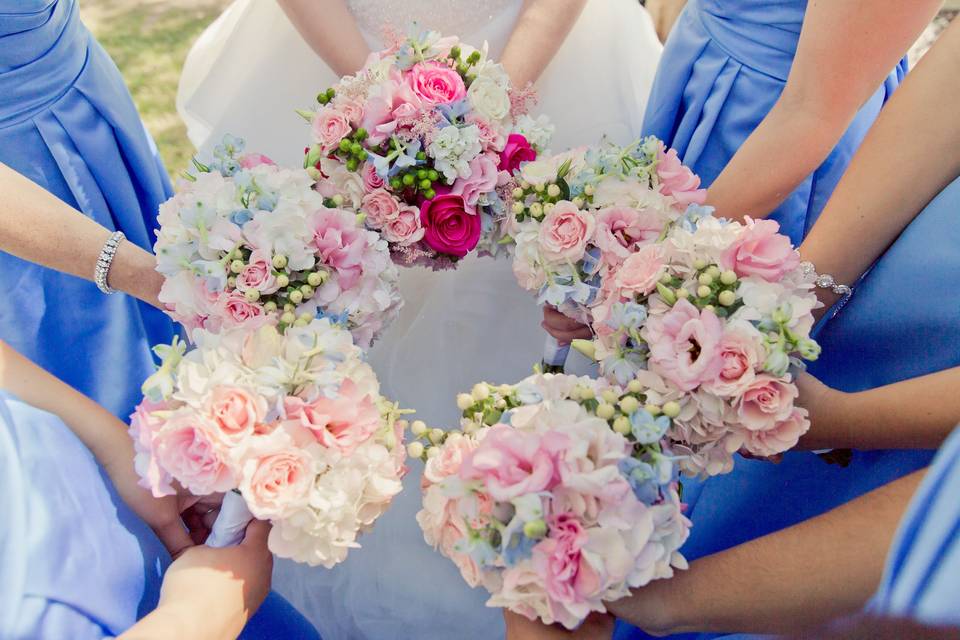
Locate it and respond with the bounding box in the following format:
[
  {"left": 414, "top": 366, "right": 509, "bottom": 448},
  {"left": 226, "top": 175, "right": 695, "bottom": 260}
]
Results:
[
  {"left": 229, "top": 209, "right": 253, "bottom": 226},
  {"left": 617, "top": 457, "right": 660, "bottom": 505},
  {"left": 677, "top": 203, "right": 714, "bottom": 232},
  {"left": 630, "top": 409, "right": 671, "bottom": 445}
]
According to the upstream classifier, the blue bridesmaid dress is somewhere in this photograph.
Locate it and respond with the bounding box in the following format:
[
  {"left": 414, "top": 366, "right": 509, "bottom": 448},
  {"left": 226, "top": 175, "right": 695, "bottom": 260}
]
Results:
[
  {"left": 0, "top": 0, "right": 177, "bottom": 419},
  {"left": 643, "top": 0, "right": 904, "bottom": 245},
  {"left": 0, "top": 389, "right": 320, "bottom": 639}
]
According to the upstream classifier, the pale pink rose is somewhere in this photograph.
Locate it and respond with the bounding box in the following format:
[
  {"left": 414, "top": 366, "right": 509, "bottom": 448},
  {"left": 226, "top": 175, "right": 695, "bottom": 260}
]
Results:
[
  {"left": 129, "top": 399, "right": 176, "bottom": 496},
  {"left": 425, "top": 437, "right": 478, "bottom": 484},
  {"left": 459, "top": 425, "right": 568, "bottom": 501},
  {"left": 312, "top": 106, "right": 353, "bottom": 152},
  {"left": 286, "top": 380, "right": 380, "bottom": 454},
  {"left": 736, "top": 374, "right": 798, "bottom": 432},
  {"left": 612, "top": 244, "right": 666, "bottom": 298},
  {"left": 361, "top": 162, "right": 385, "bottom": 191},
  {"left": 361, "top": 188, "right": 401, "bottom": 228},
  {"left": 656, "top": 145, "right": 706, "bottom": 206},
  {"left": 240, "top": 448, "right": 314, "bottom": 519},
  {"left": 720, "top": 218, "right": 800, "bottom": 283},
  {"left": 451, "top": 547, "right": 483, "bottom": 587},
  {"left": 217, "top": 290, "right": 267, "bottom": 330},
  {"left": 336, "top": 97, "right": 365, "bottom": 126},
  {"left": 593, "top": 206, "right": 664, "bottom": 265},
  {"left": 450, "top": 152, "right": 499, "bottom": 215},
  {"left": 235, "top": 249, "right": 280, "bottom": 295},
  {"left": 644, "top": 299, "right": 724, "bottom": 391},
  {"left": 206, "top": 386, "right": 267, "bottom": 444},
  {"left": 532, "top": 512, "right": 601, "bottom": 608},
  {"left": 382, "top": 205, "right": 425, "bottom": 245},
  {"left": 238, "top": 153, "right": 276, "bottom": 169},
  {"left": 537, "top": 201, "right": 595, "bottom": 263},
  {"left": 152, "top": 413, "right": 238, "bottom": 495},
  {"left": 408, "top": 61, "right": 467, "bottom": 105},
  {"left": 742, "top": 407, "right": 810, "bottom": 457},
  {"left": 308, "top": 207, "right": 368, "bottom": 290},
  {"left": 701, "top": 323, "right": 765, "bottom": 397}
]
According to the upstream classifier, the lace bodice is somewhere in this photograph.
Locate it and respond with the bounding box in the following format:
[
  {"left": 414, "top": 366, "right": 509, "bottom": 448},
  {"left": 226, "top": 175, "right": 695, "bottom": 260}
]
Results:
[{"left": 347, "top": 0, "right": 518, "bottom": 38}]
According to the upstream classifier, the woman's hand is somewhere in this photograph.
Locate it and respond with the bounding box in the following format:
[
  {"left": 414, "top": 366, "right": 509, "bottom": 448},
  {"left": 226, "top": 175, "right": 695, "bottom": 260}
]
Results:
[
  {"left": 542, "top": 306, "right": 593, "bottom": 345},
  {"left": 504, "top": 610, "right": 615, "bottom": 640}
]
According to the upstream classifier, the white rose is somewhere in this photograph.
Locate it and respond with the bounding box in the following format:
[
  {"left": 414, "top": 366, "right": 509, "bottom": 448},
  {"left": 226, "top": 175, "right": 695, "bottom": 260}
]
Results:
[{"left": 468, "top": 76, "right": 511, "bottom": 123}]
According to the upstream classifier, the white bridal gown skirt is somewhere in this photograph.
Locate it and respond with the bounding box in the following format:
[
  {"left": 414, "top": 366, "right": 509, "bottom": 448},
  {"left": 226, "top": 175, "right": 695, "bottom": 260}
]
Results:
[{"left": 177, "top": 2, "right": 662, "bottom": 638}]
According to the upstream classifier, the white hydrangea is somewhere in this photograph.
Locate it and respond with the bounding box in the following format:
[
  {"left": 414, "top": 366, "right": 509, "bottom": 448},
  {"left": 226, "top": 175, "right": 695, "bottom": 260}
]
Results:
[
  {"left": 515, "top": 114, "right": 555, "bottom": 150},
  {"left": 427, "top": 124, "right": 483, "bottom": 182}
]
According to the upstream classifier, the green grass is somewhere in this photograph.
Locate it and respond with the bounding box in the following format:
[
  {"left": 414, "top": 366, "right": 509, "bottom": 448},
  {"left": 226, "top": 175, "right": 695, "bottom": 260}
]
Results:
[{"left": 81, "top": 0, "right": 230, "bottom": 178}]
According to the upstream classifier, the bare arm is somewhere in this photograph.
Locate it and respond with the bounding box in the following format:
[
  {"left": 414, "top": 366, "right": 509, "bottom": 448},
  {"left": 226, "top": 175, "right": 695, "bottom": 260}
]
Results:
[
  {"left": 645, "top": 0, "right": 687, "bottom": 43},
  {"left": 0, "top": 163, "right": 164, "bottom": 309},
  {"left": 276, "top": 0, "right": 370, "bottom": 77},
  {"left": 499, "top": 0, "right": 588, "bottom": 88},
  {"left": 705, "top": 0, "right": 940, "bottom": 221},
  {"left": 608, "top": 470, "right": 925, "bottom": 635},
  {"left": 800, "top": 18, "right": 960, "bottom": 310}
]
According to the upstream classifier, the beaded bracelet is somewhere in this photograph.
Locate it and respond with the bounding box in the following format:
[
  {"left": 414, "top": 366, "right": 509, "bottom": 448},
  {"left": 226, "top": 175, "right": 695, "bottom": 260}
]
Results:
[
  {"left": 94, "top": 231, "right": 125, "bottom": 294},
  {"left": 799, "top": 260, "right": 853, "bottom": 304}
]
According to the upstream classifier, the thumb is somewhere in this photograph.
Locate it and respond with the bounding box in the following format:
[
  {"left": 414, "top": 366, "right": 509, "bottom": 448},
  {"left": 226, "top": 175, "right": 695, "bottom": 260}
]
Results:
[{"left": 239, "top": 518, "right": 271, "bottom": 549}]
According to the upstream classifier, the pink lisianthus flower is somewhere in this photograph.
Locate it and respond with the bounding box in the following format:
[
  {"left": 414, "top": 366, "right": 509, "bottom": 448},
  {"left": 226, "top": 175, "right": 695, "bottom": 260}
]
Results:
[
  {"left": 308, "top": 207, "right": 368, "bottom": 290},
  {"left": 656, "top": 144, "right": 706, "bottom": 206},
  {"left": 644, "top": 299, "right": 724, "bottom": 391},
  {"left": 285, "top": 380, "right": 381, "bottom": 454},
  {"left": 720, "top": 218, "right": 801, "bottom": 282},
  {"left": 593, "top": 206, "right": 664, "bottom": 265},
  {"left": 361, "top": 68, "right": 424, "bottom": 144},
  {"left": 459, "top": 424, "right": 568, "bottom": 501},
  {"left": 611, "top": 244, "right": 666, "bottom": 298},
  {"left": 129, "top": 399, "right": 176, "bottom": 495}
]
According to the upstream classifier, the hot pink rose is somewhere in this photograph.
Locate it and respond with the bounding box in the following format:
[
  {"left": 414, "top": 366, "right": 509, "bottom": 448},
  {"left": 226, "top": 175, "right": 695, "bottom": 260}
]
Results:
[
  {"left": 238, "top": 153, "right": 276, "bottom": 169},
  {"left": 152, "top": 413, "right": 237, "bottom": 495},
  {"left": 206, "top": 385, "right": 267, "bottom": 444},
  {"left": 656, "top": 145, "right": 706, "bottom": 206},
  {"left": 408, "top": 61, "right": 467, "bottom": 105},
  {"left": 235, "top": 249, "right": 280, "bottom": 295},
  {"left": 312, "top": 106, "right": 353, "bottom": 152},
  {"left": 736, "top": 374, "right": 798, "bottom": 432},
  {"left": 361, "top": 188, "right": 401, "bottom": 227},
  {"left": 217, "top": 290, "right": 267, "bottom": 329},
  {"left": 593, "top": 206, "right": 664, "bottom": 264},
  {"left": 498, "top": 133, "right": 536, "bottom": 173},
  {"left": 538, "top": 201, "right": 595, "bottom": 262},
  {"left": 459, "top": 425, "right": 568, "bottom": 501},
  {"left": 612, "top": 244, "right": 666, "bottom": 298},
  {"left": 383, "top": 205, "right": 425, "bottom": 245},
  {"left": 532, "top": 512, "right": 601, "bottom": 607},
  {"left": 362, "top": 162, "right": 385, "bottom": 191},
  {"left": 308, "top": 207, "right": 368, "bottom": 289},
  {"left": 240, "top": 448, "right": 314, "bottom": 519},
  {"left": 701, "top": 323, "right": 765, "bottom": 397},
  {"left": 742, "top": 406, "right": 809, "bottom": 457},
  {"left": 720, "top": 218, "right": 800, "bottom": 282},
  {"left": 450, "top": 152, "right": 499, "bottom": 214},
  {"left": 286, "top": 380, "right": 380, "bottom": 454},
  {"left": 644, "top": 299, "right": 724, "bottom": 391},
  {"left": 420, "top": 191, "right": 481, "bottom": 258}
]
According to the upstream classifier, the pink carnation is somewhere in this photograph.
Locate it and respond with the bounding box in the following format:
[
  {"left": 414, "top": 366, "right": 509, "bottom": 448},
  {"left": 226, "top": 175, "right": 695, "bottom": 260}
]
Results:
[
  {"left": 450, "top": 152, "right": 499, "bottom": 215},
  {"left": 612, "top": 244, "right": 666, "bottom": 298},
  {"left": 532, "top": 512, "right": 601, "bottom": 609}
]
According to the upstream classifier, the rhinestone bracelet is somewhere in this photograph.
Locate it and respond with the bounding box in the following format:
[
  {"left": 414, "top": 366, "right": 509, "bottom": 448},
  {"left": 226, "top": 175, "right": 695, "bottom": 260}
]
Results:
[
  {"left": 94, "top": 231, "right": 125, "bottom": 294},
  {"left": 799, "top": 260, "right": 853, "bottom": 302}
]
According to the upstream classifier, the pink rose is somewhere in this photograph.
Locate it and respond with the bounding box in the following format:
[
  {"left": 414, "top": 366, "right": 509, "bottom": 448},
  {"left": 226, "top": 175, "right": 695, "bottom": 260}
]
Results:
[
  {"left": 459, "top": 425, "right": 567, "bottom": 501},
  {"left": 312, "top": 106, "right": 353, "bottom": 152},
  {"left": 593, "top": 206, "right": 663, "bottom": 264},
  {"left": 408, "top": 61, "right": 467, "bottom": 105},
  {"left": 537, "top": 201, "right": 595, "bottom": 262},
  {"left": 336, "top": 97, "right": 365, "bottom": 126},
  {"left": 286, "top": 380, "right": 380, "bottom": 454},
  {"left": 742, "top": 407, "right": 810, "bottom": 457},
  {"left": 701, "top": 323, "right": 765, "bottom": 397},
  {"left": 720, "top": 218, "right": 800, "bottom": 282},
  {"left": 450, "top": 152, "right": 499, "bottom": 215},
  {"left": 217, "top": 290, "right": 267, "bottom": 329},
  {"left": 235, "top": 249, "right": 280, "bottom": 295},
  {"left": 656, "top": 145, "right": 706, "bottom": 206},
  {"left": 420, "top": 191, "right": 481, "bottom": 258},
  {"left": 532, "top": 512, "right": 601, "bottom": 607},
  {"left": 736, "top": 374, "right": 798, "bottom": 432},
  {"left": 612, "top": 244, "right": 666, "bottom": 298},
  {"left": 425, "top": 437, "right": 478, "bottom": 484},
  {"left": 308, "top": 207, "right": 368, "bottom": 290},
  {"left": 361, "top": 188, "right": 401, "bottom": 228},
  {"left": 206, "top": 386, "right": 267, "bottom": 444},
  {"left": 644, "top": 299, "right": 724, "bottom": 391},
  {"left": 238, "top": 153, "right": 276, "bottom": 169},
  {"left": 152, "top": 413, "right": 238, "bottom": 495},
  {"left": 130, "top": 399, "right": 176, "bottom": 495},
  {"left": 383, "top": 205, "right": 425, "bottom": 245},
  {"left": 240, "top": 448, "right": 314, "bottom": 519},
  {"left": 498, "top": 133, "right": 536, "bottom": 174},
  {"left": 362, "top": 162, "right": 385, "bottom": 191}
]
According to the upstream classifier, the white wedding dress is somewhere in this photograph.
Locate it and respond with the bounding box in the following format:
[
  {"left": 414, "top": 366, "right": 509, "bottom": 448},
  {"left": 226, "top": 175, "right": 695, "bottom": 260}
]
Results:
[{"left": 178, "top": 2, "right": 662, "bottom": 638}]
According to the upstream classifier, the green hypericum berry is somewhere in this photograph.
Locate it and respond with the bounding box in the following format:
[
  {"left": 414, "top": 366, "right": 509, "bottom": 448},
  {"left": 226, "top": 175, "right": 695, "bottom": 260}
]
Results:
[
  {"left": 427, "top": 169, "right": 439, "bottom": 181},
  {"left": 325, "top": 88, "right": 335, "bottom": 100},
  {"left": 350, "top": 142, "right": 363, "bottom": 156},
  {"left": 317, "top": 92, "right": 330, "bottom": 105},
  {"left": 390, "top": 178, "right": 402, "bottom": 190},
  {"left": 424, "top": 188, "right": 436, "bottom": 199},
  {"left": 467, "top": 51, "right": 481, "bottom": 64},
  {"left": 354, "top": 128, "right": 367, "bottom": 140},
  {"left": 402, "top": 174, "right": 415, "bottom": 186},
  {"left": 338, "top": 138, "right": 352, "bottom": 152},
  {"left": 416, "top": 151, "right": 427, "bottom": 161},
  {"left": 450, "top": 46, "right": 461, "bottom": 59},
  {"left": 419, "top": 178, "right": 432, "bottom": 190},
  {"left": 346, "top": 157, "right": 359, "bottom": 171},
  {"left": 417, "top": 169, "right": 428, "bottom": 180}
]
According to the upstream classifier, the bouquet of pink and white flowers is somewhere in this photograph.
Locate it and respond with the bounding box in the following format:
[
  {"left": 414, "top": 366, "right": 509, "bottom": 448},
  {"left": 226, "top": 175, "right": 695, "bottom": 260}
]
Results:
[
  {"left": 578, "top": 212, "right": 821, "bottom": 477},
  {"left": 303, "top": 29, "right": 553, "bottom": 268},
  {"left": 504, "top": 137, "right": 705, "bottom": 368},
  {"left": 155, "top": 136, "right": 401, "bottom": 348},
  {"left": 410, "top": 373, "right": 689, "bottom": 629},
  {"left": 131, "top": 319, "right": 408, "bottom": 566}
]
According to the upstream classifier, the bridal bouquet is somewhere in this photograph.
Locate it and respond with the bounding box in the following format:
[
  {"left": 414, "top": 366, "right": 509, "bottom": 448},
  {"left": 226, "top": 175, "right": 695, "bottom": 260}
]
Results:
[
  {"left": 303, "top": 29, "right": 553, "bottom": 268},
  {"left": 155, "top": 136, "right": 401, "bottom": 348},
  {"left": 130, "top": 319, "right": 408, "bottom": 567},
  {"left": 505, "top": 137, "right": 705, "bottom": 367},
  {"left": 579, "top": 212, "right": 821, "bottom": 476},
  {"left": 411, "top": 373, "right": 689, "bottom": 629}
]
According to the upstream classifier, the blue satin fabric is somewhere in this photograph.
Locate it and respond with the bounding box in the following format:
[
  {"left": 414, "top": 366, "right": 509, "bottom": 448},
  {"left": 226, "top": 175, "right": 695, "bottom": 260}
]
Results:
[
  {"left": 642, "top": 0, "right": 905, "bottom": 245},
  {"left": 0, "top": 0, "right": 177, "bottom": 419},
  {"left": 0, "top": 390, "right": 320, "bottom": 639}
]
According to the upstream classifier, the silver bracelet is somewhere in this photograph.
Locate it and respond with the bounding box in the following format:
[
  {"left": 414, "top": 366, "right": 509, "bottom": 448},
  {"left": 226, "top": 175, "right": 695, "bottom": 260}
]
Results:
[
  {"left": 94, "top": 231, "right": 125, "bottom": 294},
  {"left": 799, "top": 260, "right": 853, "bottom": 302}
]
